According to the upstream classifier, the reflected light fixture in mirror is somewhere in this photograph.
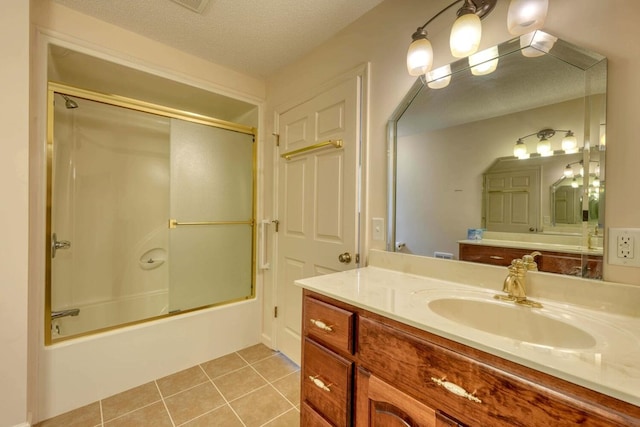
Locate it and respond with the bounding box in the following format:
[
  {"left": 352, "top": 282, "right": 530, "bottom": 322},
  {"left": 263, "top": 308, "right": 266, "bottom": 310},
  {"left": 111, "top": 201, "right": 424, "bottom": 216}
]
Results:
[
  {"left": 469, "top": 46, "right": 499, "bottom": 75},
  {"left": 406, "top": 0, "right": 548, "bottom": 76},
  {"left": 520, "top": 31, "right": 557, "bottom": 57},
  {"left": 512, "top": 128, "right": 578, "bottom": 159},
  {"left": 427, "top": 64, "right": 452, "bottom": 89}
]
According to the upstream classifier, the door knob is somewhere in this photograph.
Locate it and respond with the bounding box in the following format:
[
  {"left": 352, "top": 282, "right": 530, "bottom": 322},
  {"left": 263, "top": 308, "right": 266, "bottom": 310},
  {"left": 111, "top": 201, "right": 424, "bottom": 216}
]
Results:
[
  {"left": 51, "top": 233, "right": 71, "bottom": 258},
  {"left": 338, "top": 252, "right": 352, "bottom": 264}
]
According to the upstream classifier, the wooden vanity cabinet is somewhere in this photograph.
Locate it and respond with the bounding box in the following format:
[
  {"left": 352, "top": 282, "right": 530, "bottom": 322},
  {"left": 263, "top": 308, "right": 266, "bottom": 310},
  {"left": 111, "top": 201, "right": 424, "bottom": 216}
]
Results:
[
  {"left": 459, "top": 243, "right": 603, "bottom": 279},
  {"left": 301, "top": 290, "right": 640, "bottom": 427}
]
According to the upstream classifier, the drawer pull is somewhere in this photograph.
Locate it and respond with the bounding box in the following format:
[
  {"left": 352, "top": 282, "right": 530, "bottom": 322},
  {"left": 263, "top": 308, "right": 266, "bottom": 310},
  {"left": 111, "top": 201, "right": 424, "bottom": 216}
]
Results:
[
  {"left": 489, "top": 256, "right": 505, "bottom": 260},
  {"left": 431, "top": 377, "right": 482, "bottom": 404},
  {"left": 310, "top": 319, "right": 333, "bottom": 332},
  {"left": 308, "top": 375, "right": 332, "bottom": 392}
]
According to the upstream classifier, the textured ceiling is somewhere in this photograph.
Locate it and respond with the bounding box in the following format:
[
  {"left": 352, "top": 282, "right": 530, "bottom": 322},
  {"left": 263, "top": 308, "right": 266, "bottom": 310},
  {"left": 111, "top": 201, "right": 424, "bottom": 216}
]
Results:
[{"left": 52, "top": 0, "right": 385, "bottom": 78}]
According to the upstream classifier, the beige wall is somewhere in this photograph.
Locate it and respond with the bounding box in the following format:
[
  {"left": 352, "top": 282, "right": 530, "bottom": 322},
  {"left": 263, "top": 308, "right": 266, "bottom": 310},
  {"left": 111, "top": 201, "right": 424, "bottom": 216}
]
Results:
[
  {"left": 0, "top": 2, "right": 30, "bottom": 426},
  {"left": 2, "top": 0, "right": 639, "bottom": 425},
  {"left": 266, "top": 0, "right": 640, "bottom": 286}
]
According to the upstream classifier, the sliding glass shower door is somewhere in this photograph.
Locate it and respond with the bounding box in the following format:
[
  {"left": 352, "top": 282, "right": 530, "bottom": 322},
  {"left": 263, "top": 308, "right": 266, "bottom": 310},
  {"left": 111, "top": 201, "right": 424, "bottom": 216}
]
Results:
[
  {"left": 47, "top": 83, "right": 256, "bottom": 342},
  {"left": 168, "top": 119, "right": 255, "bottom": 312}
]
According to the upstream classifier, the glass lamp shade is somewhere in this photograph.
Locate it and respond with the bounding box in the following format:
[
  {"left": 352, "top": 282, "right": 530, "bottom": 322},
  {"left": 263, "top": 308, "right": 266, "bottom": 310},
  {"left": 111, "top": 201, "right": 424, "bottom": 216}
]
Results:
[
  {"left": 563, "top": 165, "right": 574, "bottom": 178},
  {"left": 469, "top": 46, "right": 499, "bottom": 76},
  {"left": 507, "top": 0, "right": 549, "bottom": 36},
  {"left": 407, "top": 37, "right": 434, "bottom": 76},
  {"left": 450, "top": 13, "right": 481, "bottom": 58},
  {"left": 426, "top": 65, "right": 452, "bottom": 89},
  {"left": 561, "top": 132, "right": 578, "bottom": 152},
  {"left": 571, "top": 178, "right": 579, "bottom": 189},
  {"left": 513, "top": 140, "right": 528, "bottom": 158},
  {"left": 536, "top": 138, "right": 551, "bottom": 155},
  {"left": 592, "top": 177, "right": 601, "bottom": 188}
]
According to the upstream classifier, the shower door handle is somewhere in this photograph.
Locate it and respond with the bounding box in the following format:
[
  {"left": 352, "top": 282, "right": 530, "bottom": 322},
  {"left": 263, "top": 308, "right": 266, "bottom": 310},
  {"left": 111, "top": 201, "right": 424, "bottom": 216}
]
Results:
[{"left": 51, "top": 233, "right": 71, "bottom": 258}]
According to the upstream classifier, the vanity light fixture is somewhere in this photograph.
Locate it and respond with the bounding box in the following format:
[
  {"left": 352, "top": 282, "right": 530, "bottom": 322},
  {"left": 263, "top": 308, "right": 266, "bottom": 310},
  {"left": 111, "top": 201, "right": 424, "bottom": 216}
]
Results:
[
  {"left": 507, "top": 0, "right": 549, "bottom": 36},
  {"left": 406, "top": 0, "right": 549, "bottom": 77},
  {"left": 513, "top": 128, "right": 577, "bottom": 159}
]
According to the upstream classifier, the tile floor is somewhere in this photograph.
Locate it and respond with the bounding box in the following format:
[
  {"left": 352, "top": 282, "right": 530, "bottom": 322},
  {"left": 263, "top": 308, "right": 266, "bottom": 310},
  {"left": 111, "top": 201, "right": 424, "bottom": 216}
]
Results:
[{"left": 36, "top": 344, "right": 301, "bottom": 427}]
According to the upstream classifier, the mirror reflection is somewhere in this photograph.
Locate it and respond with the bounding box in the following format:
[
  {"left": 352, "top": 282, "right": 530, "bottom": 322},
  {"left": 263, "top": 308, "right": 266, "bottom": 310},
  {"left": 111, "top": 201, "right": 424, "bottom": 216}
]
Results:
[{"left": 389, "top": 31, "right": 606, "bottom": 278}]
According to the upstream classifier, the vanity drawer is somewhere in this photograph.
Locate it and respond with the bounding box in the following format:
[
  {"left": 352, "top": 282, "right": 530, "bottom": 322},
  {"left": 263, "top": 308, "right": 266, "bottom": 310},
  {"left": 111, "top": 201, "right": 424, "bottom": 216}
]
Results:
[
  {"left": 358, "top": 316, "right": 626, "bottom": 427},
  {"left": 304, "top": 295, "right": 354, "bottom": 354},
  {"left": 303, "top": 338, "right": 353, "bottom": 427},
  {"left": 301, "top": 402, "right": 334, "bottom": 427}
]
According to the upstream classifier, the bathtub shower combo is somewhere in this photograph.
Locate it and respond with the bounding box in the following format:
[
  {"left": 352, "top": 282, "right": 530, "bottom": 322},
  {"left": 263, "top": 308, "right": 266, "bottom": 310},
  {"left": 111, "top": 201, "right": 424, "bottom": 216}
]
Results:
[{"left": 47, "top": 83, "right": 257, "bottom": 342}]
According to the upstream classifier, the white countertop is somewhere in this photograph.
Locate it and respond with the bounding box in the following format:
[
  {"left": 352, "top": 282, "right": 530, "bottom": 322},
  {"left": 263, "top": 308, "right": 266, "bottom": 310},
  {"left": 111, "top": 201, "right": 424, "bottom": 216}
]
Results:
[{"left": 296, "top": 266, "right": 640, "bottom": 407}]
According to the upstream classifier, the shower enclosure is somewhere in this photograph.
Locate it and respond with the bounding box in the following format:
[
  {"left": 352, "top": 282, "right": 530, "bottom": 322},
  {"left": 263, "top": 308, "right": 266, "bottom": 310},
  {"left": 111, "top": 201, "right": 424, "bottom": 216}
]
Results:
[{"left": 46, "top": 82, "right": 256, "bottom": 343}]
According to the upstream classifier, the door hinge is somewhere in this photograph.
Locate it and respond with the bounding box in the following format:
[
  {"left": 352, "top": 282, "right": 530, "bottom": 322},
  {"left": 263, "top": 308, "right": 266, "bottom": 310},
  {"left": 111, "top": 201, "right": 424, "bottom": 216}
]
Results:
[
  {"left": 274, "top": 306, "right": 278, "bottom": 318},
  {"left": 272, "top": 132, "right": 280, "bottom": 147},
  {"left": 272, "top": 219, "right": 279, "bottom": 232},
  {"left": 356, "top": 253, "right": 360, "bottom": 264}
]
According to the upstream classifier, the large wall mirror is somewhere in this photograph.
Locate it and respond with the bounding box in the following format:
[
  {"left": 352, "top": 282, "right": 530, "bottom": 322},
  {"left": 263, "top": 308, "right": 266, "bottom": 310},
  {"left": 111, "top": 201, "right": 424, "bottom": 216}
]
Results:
[
  {"left": 46, "top": 45, "right": 258, "bottom": 343},
  {"left": 388, "top": 31, "right": 606, "bottom": 278}
]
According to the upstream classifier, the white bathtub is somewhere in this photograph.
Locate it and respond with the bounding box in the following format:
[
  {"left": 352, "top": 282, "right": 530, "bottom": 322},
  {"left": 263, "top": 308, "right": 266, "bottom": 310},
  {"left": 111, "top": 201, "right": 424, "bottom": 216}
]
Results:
[{"left": 51, "top": 290, "right": 169, "bottom": 338}]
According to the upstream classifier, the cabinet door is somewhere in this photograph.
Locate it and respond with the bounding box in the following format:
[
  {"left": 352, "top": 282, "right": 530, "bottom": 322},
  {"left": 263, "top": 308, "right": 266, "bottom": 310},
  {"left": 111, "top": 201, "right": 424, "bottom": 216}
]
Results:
[
  {"left": 356, "top": 368, "right": 436, "bottom": 427},
  {"left": 303, "top": 338, "right": 353, "bottom": 426}
]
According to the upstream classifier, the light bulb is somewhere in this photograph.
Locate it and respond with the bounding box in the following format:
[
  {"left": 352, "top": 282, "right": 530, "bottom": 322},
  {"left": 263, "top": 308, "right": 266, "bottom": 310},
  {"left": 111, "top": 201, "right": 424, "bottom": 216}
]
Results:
[
  {"left": 407, "top": 31, "right": 433, "bottom": 76},
  {"left": 563, "top": 165, "right": 573, "bottom": 178},
  {"left": 561, "top": 131, "right": 578, "bottom": 152},
  {"left": 592, "top": 177, "right": 600, "bottom": 187},
  {"left": 513, "top": 139, "right": 528, "bottom": 158},
  {"left": 571, "top": 178, "right": 579, "bottom": 189},
  {"left": 536, "top": 137, "right": 551, "bottom": 155},
  {"left": 427, "top": 65, "right": 452, "bottom": 89},
  {"left": 450, "top": 13, "right": 481, "bottom": 58},
  {"left": 507, "top": 0, "right": 549, "bottom": 36},
  {"left": 469, "top": 46, "right": 499, "bottom": 76}
]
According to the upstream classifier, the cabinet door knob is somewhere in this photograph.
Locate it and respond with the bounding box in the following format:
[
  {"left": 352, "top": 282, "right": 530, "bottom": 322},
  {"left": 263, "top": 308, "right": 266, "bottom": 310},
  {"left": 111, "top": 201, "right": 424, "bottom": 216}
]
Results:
[
  {"left": 431, "top": 377, "right": 482, "bottom": 403},
  {"left": 308, "top": 375, "right": 331, "bottom": 392},
  {"left": 310, "top": 319, "right": 333, "bottom": 332}
]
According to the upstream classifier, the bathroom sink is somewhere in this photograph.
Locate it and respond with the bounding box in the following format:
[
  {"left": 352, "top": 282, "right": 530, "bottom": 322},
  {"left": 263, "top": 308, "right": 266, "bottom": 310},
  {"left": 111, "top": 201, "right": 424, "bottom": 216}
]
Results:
[{"left": 428, "top": 298, "right": 597, "bottom": 349}]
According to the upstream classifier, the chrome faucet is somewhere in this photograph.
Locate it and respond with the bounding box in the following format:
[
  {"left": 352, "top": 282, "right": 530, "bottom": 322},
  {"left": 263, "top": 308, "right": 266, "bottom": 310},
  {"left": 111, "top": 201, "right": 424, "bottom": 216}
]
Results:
[{"left": 495, "top": 251, "right": 542, "bottom": 308}]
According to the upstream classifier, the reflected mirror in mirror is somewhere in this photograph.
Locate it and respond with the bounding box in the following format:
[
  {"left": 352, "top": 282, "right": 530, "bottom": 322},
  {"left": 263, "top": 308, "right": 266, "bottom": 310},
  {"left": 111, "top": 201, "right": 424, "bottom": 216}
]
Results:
[
  {"left": 48, "top": 83, "right": 257, "bottom": 343},
  {"left": 388, "top": 31, "right": 606, "bottom": 279}
]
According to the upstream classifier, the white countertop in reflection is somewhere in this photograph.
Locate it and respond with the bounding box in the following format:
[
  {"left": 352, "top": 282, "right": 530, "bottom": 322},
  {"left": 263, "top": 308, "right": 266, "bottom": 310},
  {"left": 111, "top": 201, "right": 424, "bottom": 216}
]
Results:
[{"left": 296, "top": 266, "right": 640, "bottom": 406}]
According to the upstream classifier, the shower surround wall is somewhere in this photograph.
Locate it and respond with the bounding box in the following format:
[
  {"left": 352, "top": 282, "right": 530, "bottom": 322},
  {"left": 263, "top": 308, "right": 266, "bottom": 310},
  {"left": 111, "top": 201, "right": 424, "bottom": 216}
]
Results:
[{"left": 51, "top": 96, "right": 171, "bottom": 338}]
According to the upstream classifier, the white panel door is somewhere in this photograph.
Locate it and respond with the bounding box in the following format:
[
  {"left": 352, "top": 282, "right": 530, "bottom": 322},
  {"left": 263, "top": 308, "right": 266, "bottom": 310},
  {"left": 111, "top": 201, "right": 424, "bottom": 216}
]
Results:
[
  {"left": 275, "top": 76, "right": 361, "bottom": 364},
  {"left": 485, "top": 168, "right": 540, "bottom": 233}
]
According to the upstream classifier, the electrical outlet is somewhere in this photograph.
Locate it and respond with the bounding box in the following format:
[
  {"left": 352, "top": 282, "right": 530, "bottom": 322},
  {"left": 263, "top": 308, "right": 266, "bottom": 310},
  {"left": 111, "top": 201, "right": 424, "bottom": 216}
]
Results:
[
  {"left": 617, "top": 235, "right": 634, "bottom": 258},
  {"left": 608, "top": 228, "right": 640, "bottom": 267}
]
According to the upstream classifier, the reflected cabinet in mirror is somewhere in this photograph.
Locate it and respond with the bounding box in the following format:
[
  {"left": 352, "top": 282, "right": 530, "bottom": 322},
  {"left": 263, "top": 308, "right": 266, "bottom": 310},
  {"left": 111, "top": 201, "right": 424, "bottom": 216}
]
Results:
[{"left": 388, "top": 31, "right": 606, "bottom": 279}]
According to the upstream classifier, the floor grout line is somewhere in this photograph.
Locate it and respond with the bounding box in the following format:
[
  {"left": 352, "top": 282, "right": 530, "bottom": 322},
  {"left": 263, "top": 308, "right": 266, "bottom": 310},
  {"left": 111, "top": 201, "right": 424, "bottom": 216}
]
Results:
[
  {"left": 155, "top": 380, "right": 177, "bottom": 427},
  {"left": 199, "top": 362, "right": 247, "bottom": 427}
]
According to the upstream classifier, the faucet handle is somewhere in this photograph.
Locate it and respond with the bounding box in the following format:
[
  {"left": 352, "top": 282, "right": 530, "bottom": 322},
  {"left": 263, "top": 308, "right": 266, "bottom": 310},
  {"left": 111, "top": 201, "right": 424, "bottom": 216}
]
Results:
[{"left": 522, "top": 251, "right": 541, "bottom": 271}]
